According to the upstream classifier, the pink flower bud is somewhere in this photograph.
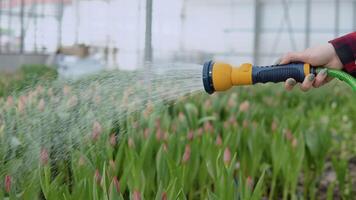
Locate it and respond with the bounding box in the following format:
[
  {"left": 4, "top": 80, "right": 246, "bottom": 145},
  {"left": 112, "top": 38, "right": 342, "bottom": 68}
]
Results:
[
  {"left": 163, "top": 132, "right": 169, "bottom": 141},
  {"left": 224, "top": 147, "right": 231, "bottom": 165},
  {"left": 171, "top": 124, "right": 177, "bottom": 133},
  {"left": 187, "top": 131, "right": 194, "bottom": 141},
  {"left": 292, "top": 138, "right": 298, "bottom": 148},
  {"left": 4, "top": 175, "right": 11, "bottom": 193},
  {"left": 112, "top": 176, "right": 120, "bottom": 193},
  {"left": 216, "top": 135, "right": 222, "bottom": 146},
  {"left": 246, "top": 176, "right": 253, "bottom": 189},
  {"left": 155, "top": 119, "right": 161, "bottom": 128},
  {"left": 243, "top": 120, "right": 248, "bottom": 128},
  {"left": 40, "top": 148, "right": 49, "bottom": 165},
  {"left": 156, "top": 128, "right": 163, "bottom": 141},
  {"left": 63, "top": 85, "right": 71, "bottom": 96},
  {"left": 6, "top": 96, "right": 14, "bottom": 107},
  {"left": 182, "top": 145, "right": 191, "bottom": 164},
  {"left": 109, "top": 134, "right": 116, "bottom": 146},
  {"left": 239, "top": 101, "right": 250, "bottom": 112},
  {"left": 94, "top": 169, "right": 101, "bottom": 185},
  {"left": 109, "top": 160, "right": 116, "bottom": 171},
  {"left": 38, "top": 98, "right": 45, "bottom": 112},
  {"left": 128, "top": 138, "right": 135, "bottom": 149},
  {"left": 47, "top": 88, "right": 53, "bottom": 97},
  {"left": 36, "top": 85, "right": 44, "bottom": 94},
  {"left": 204, "top": 122, "right": 213, "bottom": 133},
  {"left": 78, "top": 155, "right": 86, "bottom": 166},
  {"left": 133, "top": 190, "right": 141, "bottom": 200},
  {"left": 17, "top": 96, "right": 26, "bottom": 113},
  {"left": 284, "top": 129, "right": 293, "bottom": 141},
  {"left": 94, "top": 95, "right": 101, "bottom": 104},
  {"left": 204, "top": 99, "right": 212, "bottom": 108},
  {"left": 224, "top": 121, "right": 230, "bottom": 129},
  {"left": 178, "top": 112, "right": 185, "bottom": 122},
  {"left": 92, "top": 121, "right": 102, "bottom": 141},
  {"left": 162, "top": 143, "right": 168, "bottom": 152},
  {"left": 67, "top": 96, "right": 78, "bottom": 108},
  {"left": 161, "top": 192, "right": 167, "bottom": 200},
  {"left": 197, "top": 128, "right": 203, "bottom": 137},
  {"left": 271, "top": 121, "right": 278, "bottom": 132},
  {"left": 228, "top": 97, "right": 236, "bottom": 107},
  {"left": 143, "top": 128, "right": 150, "bottom": 139}
]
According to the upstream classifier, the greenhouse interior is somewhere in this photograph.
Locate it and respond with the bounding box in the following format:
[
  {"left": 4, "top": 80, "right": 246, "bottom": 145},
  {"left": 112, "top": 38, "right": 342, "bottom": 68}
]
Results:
[{"left": 0, "top": 0, "right": 355, "bottom": 199}]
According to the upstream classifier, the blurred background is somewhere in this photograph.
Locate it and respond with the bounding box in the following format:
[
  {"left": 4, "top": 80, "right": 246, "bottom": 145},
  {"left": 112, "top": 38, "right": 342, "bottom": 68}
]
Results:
[{"left": 0, "top": 0, "right": 354, "bottom": 76}]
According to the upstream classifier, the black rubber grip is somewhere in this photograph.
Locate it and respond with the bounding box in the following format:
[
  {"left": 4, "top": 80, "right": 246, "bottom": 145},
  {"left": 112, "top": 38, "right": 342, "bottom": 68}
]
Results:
[{"left": 252, "top": 63, "right": 307, "bottom": 84}]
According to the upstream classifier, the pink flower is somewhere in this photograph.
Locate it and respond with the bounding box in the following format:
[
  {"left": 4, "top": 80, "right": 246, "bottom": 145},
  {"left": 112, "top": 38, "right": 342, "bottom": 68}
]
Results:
[
  {"left": 161, "top": 192, "right": 167, "bottom": 200},
  {"left": 204, "top": 99, "right": 212, "bottom": 108},
  {"left": 133, "top": 190, "right": 141, "bottom": 200},
  {"left": 228, "top": 97, "right": 236, "bottom": 107},
  {"left": 17, "top": 96, "right": 27, "bottom": 113},
  {"left": 109, "top": 160, "right": 116, "bottom": 171},
  {"left": 6, "top": 96, "right": 14, "bottom": 107},
  {"left": 224, "top": 121, "right": 230, "bottom": 129},
  {"left": 40, "top": 148, "right": 49, "bottom": 165},
  {"left": 143, "top": 128, "right": 150, "bottom": 139},
  {"left": 63, "top": 85, "right": 71, "bottom": 96},
  {"left": 92, "top": 121, "right": 102, "bottom": 141},
  {"left": 197, "top": 128, "right": 203, "bottom": 137},
  {"left": 112, "top": 176, "right": 120, "bottom": 193},
  {"left": 109, "top": 134, "right": 116, "bottom": 146},
  {"left": 163, "top": 132, "right": 169, "bottom": 141},
  {"left": 47, "top": 88, "right": 53, "bottom": 97},
  {"left": 78, "top": 156, "right": 86, "bottom": 166},
  {"left": 239, "top": 101, "right": 250, "bottom": 112},
  {"left": 204, "top": 122, "right": 213, "bottom": 133},
  {"left": 94, "top": 169, "right": 101, "bottom": 185},
  {"left": 182, "top": 145, "right": 191, "bottom": 164},
  {"left": 187, "top": 131, "right": 194, "bottom": 141},
  {"left": 284, "top": 129, "right": 293, "bottom": 141},
  {"left": 155, "top": 119, "right": 161, "bottom": 128},
  {"left": 246, "top": 176, "right": 253, "bottom": 189},
  {"left": 94, "top": 95, "right": 101, "bottom": 104},
  {"left": 178, "top": 112, "right": 185, "bottom": 122},
  {"left": 162, "top": 143, "right": 168, "bottom": 152},
  {"left": 243, "top": 120, "right": 249, "bottom": 128},
  {"left": 36, "top": 85, "right": 44, "bottom": 94},
  {"left": 38, "top": 98, "right": 45, "bottom": 112},
  {"left": 4, "top": 175, "right": 11, "bottom": 193},
  {"left": 292, "top": 138, "right": 298, "bottom": 149},
  {"left": 224, "top": 147, "right": 231, "bottom": 165},
  {"left": 67, "top": 95, "right": 78, "bottom": 108},
  {"left": 171, "top": 124, "right": 177, "bottom": 133},
  {"left": 216, "top": 135, "right": 222, "bottom": 146},
  {"left": 128, "top": 138, "right": 135, "bottom": 149},
  {"left": 271, "top": 121, "right": 278, "bottom": 132},
  {"left": 156, "top": 128, "right": 163, "bottom": 141}
]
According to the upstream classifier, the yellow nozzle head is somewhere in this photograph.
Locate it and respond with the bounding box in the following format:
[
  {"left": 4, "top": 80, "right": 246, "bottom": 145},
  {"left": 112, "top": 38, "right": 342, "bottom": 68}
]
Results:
[{"left": 202, "top": 61, "right": 253, "bottom": 94}]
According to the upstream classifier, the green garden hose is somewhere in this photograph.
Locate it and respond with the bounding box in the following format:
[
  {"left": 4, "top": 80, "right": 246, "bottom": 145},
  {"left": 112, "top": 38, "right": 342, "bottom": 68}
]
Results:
[{"left": 318, "top": 68, "right": 356, "bottom": 92}]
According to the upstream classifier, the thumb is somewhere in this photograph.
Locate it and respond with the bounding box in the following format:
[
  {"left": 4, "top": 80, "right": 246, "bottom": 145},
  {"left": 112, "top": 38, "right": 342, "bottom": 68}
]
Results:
[{"left": 279, "top": 52, "right": 309, "bottom": 65}]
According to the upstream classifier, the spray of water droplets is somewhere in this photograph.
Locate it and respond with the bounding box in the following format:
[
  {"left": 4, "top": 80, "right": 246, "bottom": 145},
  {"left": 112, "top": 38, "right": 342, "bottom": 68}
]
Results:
[{"left": 0, "top": 63, "right": 203, "bottom": 177}]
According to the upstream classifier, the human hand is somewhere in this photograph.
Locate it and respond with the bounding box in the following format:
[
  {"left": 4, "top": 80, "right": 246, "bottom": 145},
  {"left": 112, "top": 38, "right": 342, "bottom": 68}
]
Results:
[{"left": 277, "top": 44, "right": 343, "bottom": 91}]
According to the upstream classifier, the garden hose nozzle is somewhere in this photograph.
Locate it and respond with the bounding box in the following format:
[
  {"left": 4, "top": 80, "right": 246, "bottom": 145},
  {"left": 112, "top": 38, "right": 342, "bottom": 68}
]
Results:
[{"left": 202, "top": 60, "right": 356, "bottom": 94}]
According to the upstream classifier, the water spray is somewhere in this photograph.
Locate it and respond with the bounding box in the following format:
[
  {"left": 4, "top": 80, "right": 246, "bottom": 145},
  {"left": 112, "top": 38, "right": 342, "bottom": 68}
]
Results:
[{"left": 202, "top": 60, "right": 356, "bottom": 93}]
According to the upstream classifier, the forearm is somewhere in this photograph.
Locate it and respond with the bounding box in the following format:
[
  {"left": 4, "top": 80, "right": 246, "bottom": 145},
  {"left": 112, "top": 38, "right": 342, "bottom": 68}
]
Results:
[{"left": 329, "top": 32, "right": 356, "bottom": 77}]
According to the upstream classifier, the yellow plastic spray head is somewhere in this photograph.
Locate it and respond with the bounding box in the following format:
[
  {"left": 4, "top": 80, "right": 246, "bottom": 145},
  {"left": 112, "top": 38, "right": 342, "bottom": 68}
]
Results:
[{"left": 202, "top": 60, "right": 253, "bottom": 94}]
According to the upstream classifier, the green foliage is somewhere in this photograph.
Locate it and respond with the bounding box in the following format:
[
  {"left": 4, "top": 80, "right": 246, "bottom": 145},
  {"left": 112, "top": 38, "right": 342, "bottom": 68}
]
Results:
[
  {"left": 0, "top": 78, "right": 355, "bottom": 199},
  {"left": 0, "top": 64, "right": 57, "bottom": 97}
]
